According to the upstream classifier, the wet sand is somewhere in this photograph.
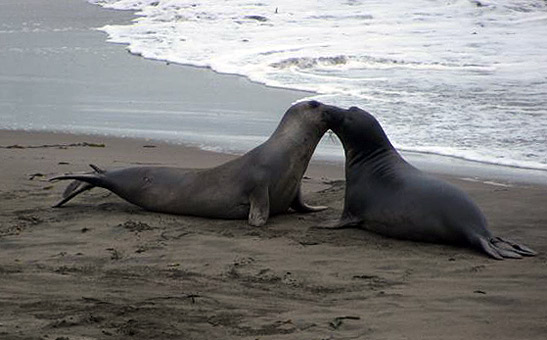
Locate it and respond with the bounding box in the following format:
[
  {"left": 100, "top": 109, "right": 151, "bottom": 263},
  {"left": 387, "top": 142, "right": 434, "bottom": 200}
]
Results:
[{"left": 1, "top": 130, "right": 546, "bottom": 340}]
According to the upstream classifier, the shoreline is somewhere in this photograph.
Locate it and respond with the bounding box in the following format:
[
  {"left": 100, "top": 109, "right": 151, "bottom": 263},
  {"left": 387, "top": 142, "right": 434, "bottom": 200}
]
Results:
[
  {"left": 0, "top": 1, "right": 543, "bottom": 181},
  {"left": 92, "top": 0, "right": 547, "bottom": 175},
  {"left": 95, "top": 9, "right": 547, "bottom": 182},
  {"left": 2, "top": 128, "right": 546, "bottom": 186}
]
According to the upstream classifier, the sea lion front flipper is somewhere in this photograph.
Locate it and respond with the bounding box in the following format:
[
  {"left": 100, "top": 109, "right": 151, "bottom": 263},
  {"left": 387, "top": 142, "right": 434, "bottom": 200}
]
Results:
[
  {"left": 311, "top": 215, "right": 362, "bottom": 230},
  {"left": 248, "top": 185, "right": 270, "bottom": 227},
  {"left": 290, "top": 187, "right": 327, "bottom": 213}
]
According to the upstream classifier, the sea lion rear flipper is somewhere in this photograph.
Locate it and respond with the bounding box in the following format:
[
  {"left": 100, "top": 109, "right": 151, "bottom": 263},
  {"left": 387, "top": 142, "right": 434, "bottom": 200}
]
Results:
[
  {"left": 50, "top": 164, "right": 107, "bottom": 207},
  {"left": 476, "top": 236, "right": 537, "bottom": 260},
  {"left": 491, "top": 237, "right": 537, "bottom": 256},
  {"left": 52, "top": 181, "right": 94, "bottom": 208},
  {"left": 248, "top": 185, "right": 269, "bottom": 227},
  {"left": 89, "top": 164, "right": 106, "bottom": 174},
  {"left": 290, "top": 188, "right": 327, "bottom": 213}
]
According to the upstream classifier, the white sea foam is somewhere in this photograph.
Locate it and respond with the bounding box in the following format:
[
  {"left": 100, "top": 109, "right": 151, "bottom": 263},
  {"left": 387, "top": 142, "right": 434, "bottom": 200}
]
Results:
[{"left": 88, "top": 0, "right": 547, "bottom": 171}]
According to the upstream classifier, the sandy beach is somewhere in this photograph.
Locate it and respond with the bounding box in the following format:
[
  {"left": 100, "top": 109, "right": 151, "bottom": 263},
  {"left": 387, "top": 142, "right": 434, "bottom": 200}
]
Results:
[
  {"left": 1, "top": 1, "right": 547, "bottom": 340},
  {"left": 1, "top": 130, "right": 547, "bottom": 340}
]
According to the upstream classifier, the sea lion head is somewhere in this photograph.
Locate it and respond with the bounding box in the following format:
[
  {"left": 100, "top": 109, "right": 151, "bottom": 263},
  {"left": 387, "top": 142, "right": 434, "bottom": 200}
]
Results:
[
  {"left": 278, "top": 100, "right": 335, "bottom": 134},
  {"left": 325, "top": 105, "right": 392, "bottom": 151}
]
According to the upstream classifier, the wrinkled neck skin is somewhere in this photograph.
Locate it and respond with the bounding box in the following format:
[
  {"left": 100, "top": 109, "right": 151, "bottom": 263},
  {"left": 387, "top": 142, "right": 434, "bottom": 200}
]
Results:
[
  {"left": 347, "top": 142, "right": 401, "bottom": 180},
  {"left": 335, "top": 126, "right": 415, "bottom": 182}
]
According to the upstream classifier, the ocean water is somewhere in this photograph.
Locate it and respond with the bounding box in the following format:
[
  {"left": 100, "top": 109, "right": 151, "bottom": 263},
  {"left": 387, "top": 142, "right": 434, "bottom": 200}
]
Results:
[{"left": 87, "top": 0, "right": 545, "bottom": 171}]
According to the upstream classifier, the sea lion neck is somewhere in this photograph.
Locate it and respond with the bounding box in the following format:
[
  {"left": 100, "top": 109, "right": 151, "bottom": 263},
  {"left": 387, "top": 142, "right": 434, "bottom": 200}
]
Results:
[
  {"left": 336, "top": 122, "right": 396, "bottom": 165},
  {"left": 329, "top": 107, "right": 405, "bottom": 175}
]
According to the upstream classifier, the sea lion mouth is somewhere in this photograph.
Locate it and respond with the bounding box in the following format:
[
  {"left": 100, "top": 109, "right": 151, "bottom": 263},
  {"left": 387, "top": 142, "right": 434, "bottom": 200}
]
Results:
[{"left": 323, "top": 105, "right": 347, "bottom": 129}]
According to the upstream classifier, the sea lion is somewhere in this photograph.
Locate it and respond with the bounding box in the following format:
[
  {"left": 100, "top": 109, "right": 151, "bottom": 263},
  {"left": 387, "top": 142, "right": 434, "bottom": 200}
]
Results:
[
  {"left": 50, "top": 101, "right": 331, "bottom": 226},
  {"left": 327, "top": 105, "right": 536, "bottom": 259}
]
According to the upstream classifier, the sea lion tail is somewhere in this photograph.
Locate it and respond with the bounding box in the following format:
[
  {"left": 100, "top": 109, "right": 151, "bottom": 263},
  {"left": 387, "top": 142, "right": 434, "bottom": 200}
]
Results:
[
  {"left": 475, "top": 235, "right": 537, "bottom": 260},
  {"left": 49, "top": 164, "right": 107, "bottom": 207}
]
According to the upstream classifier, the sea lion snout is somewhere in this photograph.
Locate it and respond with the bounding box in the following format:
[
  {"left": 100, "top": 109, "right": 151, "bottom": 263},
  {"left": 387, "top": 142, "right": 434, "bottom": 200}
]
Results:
[
  {"left": 320, "top": 104, "right": 347, "bottom": 129},
  {"left": 288, "top": 101, "right": 335, "bottom": 131},
  {"left": 323, "top": 105, "right": 369, "bottom": 129}
]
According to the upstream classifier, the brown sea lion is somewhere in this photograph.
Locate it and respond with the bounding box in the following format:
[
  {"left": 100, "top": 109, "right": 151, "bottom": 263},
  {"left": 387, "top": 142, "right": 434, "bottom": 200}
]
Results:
[
  {"left": 327, "top": 105, "right": 536, "bottom": 259},
  {"left": 51, "top": 101, "right": 332, "bottom": 226}
]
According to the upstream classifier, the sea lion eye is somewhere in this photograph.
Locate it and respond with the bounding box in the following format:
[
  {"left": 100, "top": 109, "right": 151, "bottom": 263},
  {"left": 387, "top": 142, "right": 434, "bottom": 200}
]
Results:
[{"left": 309, "top": 100, "right": 320, "bottom": 108}]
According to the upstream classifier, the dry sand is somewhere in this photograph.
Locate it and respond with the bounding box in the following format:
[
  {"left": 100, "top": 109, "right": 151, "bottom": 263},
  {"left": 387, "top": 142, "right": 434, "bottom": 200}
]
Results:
[{"left": 1, "top": 130, "right": 546, "bottom": 340}]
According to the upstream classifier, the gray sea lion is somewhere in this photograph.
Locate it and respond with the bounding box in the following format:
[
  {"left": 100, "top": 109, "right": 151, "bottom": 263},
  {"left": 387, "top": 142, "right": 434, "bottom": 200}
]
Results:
[
  {"left": 50, "top": 101, "right": 331, "bottom": 226},
  {"left": 327, "top": 105, "right": 536, "bottom": 259}
]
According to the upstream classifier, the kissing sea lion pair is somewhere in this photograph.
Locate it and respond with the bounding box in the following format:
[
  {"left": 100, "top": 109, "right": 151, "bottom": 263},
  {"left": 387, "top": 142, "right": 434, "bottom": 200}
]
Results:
[{"left": 51, "top": 101, "right": 536, "bottom": 259}]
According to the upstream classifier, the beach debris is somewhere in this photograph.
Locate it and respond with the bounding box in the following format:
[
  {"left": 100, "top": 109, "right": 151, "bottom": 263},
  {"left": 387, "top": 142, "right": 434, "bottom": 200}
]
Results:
[
  {"left": 244, "top": 15, "right": 268, "bottom": 22},
  {"left": 135, "top": 246, "right": 147, "bottom": 253},
  {"left": 17, "top": 215, "right": 43, "bottom": 226},
  {"left": 352, "top": 274, "right": 402, "bottom": 290},
  {"left": 352, "top": 274, "right": 380, "bottom": 280},
  {"left": 328, "top": 316, "right": 361, "bottom": 330},
  {"left": 186, "top": 293, "right": 201, "bottom": 304},
  {"left": 299, "top": 241, "right": 319, "bottom": 246},
  {"left": 106, "top": 248, "right": 122, "bottom": 261},
  {"left": 2, "top": 215, "right": 42, "bottom": 237},
  {"left": 82, "top": 297, "right": 111, "bottom": 305},
  {"left": 117, "top": 220, "right": 155, "bottom": 233},
  {"left": 28, "top": 173, "right": 45, "bottom": 180},
  {"left": 327, "top": 130, "right": 338, "bottom": 143},
  {"left": 470, "top": 265, "right": 486, "bottom": 272},
  {"left": 1, "top": 142, "right": 105, "bottom": 149},
  {"left": 474, "top": 290, "right": 487, "bottom": 294},
  {"left": 116, "top": 319, "right": 138, "bottom": 336}
]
